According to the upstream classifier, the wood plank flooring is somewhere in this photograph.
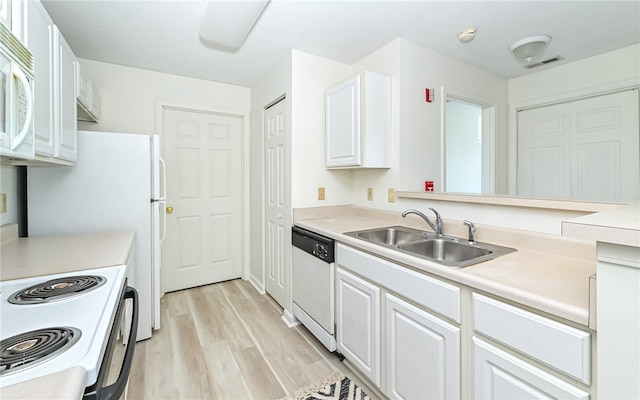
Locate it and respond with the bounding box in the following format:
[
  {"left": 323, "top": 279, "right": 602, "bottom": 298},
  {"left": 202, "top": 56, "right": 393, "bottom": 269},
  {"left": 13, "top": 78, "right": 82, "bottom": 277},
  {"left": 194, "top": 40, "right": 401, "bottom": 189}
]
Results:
[{"left": 126, "top": 279, "right": 378, "bottom": 400}]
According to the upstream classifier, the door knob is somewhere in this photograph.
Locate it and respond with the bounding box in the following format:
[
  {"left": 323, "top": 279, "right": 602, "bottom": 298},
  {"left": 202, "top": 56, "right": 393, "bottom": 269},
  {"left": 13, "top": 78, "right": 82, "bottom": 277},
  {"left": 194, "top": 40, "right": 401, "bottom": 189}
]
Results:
[{"left": 166, "top": 206, "right": 174, "bottom": 214}]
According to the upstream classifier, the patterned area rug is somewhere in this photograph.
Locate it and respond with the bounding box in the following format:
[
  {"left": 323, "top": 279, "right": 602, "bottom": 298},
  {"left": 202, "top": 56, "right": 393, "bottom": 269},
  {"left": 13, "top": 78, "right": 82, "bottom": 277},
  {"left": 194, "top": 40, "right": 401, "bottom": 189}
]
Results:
[{"left": 278, "top": 372, "right": 371, "bottom": 400}]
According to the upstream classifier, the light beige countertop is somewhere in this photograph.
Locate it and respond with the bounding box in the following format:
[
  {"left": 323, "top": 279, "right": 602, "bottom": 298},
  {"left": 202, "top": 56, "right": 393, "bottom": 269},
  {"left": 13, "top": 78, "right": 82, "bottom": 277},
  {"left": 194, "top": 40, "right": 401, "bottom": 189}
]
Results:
[
  {"left": 0, "top": 367, "right": 86, "bottom": 400},
  {"left": 562, "top": 201, "right": 640, "bottom": 247},
  {"left": 0, "top": 224, "right": 135, "bottom": 282},
  {"left": 294, "top": 206, "right": 596, "bottom": 328}
]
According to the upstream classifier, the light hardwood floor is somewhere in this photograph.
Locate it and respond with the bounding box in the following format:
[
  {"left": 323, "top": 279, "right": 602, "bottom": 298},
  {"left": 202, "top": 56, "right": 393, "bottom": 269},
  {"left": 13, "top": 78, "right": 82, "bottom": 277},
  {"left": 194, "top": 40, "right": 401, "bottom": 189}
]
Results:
[{"left": 126, "top": 279, "right": 378, "bottom": 400}]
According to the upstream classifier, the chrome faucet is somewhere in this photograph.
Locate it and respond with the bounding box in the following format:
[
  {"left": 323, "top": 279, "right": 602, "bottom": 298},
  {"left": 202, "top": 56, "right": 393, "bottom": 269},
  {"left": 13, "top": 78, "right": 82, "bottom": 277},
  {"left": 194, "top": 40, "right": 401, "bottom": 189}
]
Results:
[{"left": 402, "top": 208, "right": 443, "bottom": 237}]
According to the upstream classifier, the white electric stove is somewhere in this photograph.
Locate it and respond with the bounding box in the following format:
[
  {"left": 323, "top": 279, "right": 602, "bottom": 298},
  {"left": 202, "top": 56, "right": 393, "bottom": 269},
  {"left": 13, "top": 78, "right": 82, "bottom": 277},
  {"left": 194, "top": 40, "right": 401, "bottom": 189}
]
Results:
[{"left": 0, "top": 265, "right": 127, "bottom": 390}]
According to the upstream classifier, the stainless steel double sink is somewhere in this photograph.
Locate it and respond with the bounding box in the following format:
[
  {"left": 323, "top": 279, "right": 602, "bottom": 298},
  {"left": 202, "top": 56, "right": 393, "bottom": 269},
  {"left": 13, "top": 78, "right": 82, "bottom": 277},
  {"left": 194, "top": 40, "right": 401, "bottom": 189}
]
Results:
[{"left": 344, "top": 226, "right": 516, "bottom": 268}]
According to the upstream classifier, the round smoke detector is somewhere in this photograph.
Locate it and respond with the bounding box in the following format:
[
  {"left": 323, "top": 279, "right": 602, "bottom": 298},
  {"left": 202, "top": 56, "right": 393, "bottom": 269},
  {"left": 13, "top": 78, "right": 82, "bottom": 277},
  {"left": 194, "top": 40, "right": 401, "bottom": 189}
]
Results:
[{"left": 458, "top": 28, "right": 476, "bottom": 44}]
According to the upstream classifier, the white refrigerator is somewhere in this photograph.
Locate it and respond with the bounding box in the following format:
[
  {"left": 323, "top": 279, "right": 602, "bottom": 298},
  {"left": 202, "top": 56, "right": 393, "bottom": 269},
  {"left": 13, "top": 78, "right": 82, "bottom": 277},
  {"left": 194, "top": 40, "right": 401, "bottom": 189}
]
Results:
[{"left": 27, "top": 130, "right": 166, "bottom": 341}]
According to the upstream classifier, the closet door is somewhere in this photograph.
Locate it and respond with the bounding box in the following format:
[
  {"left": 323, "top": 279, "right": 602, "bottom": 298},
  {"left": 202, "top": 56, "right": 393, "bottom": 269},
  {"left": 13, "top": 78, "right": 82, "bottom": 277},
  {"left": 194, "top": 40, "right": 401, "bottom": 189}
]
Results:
[{"left": 517, "top": 89, "right": 639, "bottom": 201}]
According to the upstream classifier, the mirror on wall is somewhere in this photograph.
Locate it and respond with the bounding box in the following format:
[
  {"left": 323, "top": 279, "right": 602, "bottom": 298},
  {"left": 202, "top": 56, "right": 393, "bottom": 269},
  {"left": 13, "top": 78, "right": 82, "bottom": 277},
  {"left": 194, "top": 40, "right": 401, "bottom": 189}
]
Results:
[{"left": 442, "top": 86, "right": 640, "bottom": 202}]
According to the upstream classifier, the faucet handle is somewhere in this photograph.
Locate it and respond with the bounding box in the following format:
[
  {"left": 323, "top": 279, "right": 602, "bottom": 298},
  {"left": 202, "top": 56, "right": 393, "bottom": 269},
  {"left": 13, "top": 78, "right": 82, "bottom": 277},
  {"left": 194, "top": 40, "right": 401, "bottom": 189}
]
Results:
[{"left": 463, "top": 220, "right": 476, "bottom": 244}]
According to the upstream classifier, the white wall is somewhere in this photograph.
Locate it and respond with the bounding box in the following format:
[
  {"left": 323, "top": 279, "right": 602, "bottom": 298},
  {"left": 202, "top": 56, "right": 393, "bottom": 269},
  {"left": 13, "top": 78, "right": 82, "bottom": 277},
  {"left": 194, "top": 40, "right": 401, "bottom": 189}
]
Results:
[
  {"left": 76, "top": 59, "right": 250, "bottom": 135},
  {"left": 0, "top": 165, "right": 18, "bottom": 226},
  {"left": 287, "top": 40, "right": 637, "bottom": 235},
  {"left": 509, "top": 44, "right": 640, "bottom": 105},
  {"left": 290, "top": 50, "right": 352, "bottom": 207}
]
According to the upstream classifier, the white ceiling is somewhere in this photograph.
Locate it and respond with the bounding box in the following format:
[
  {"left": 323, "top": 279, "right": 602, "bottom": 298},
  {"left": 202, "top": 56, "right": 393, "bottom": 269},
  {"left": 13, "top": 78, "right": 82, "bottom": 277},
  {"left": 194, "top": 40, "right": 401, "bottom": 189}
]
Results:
[{"left": 41, "top": 0, "right": 640, "bottom": 87}]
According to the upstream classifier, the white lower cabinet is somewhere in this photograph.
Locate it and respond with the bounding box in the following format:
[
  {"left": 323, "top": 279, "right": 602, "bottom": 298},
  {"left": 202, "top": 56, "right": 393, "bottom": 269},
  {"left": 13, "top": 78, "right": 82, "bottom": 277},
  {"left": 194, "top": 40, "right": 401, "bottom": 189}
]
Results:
[
  {"left": 336, "top": 244, "right": 462, "bottom": 399},
  {"left": 386, "top": 293, "right": 460, "bottom": 400},
  {"left": 335, "top": 243, "right": 594, "bottom": 400},
  {"left": 473, "top": 338, "right": 589, "bottom": 400},
  {"left": 472, "top": 293, "right": 592, "bottom": 399},
  {"left": 336, "top": 267, "right": 381, "bottom": 386}
]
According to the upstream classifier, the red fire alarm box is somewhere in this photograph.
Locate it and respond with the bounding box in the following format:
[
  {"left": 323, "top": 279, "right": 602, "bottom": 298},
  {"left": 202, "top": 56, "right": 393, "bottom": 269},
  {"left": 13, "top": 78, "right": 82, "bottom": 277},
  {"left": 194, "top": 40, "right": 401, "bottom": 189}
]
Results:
[{"left": 425, "top": 88, "right": 433, "bottom": 103}]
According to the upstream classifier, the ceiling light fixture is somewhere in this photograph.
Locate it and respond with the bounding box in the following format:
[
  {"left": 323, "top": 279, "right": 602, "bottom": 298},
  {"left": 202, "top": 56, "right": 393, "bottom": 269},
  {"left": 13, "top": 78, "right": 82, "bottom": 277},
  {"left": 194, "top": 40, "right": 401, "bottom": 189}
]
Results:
[
  {"left": 458, "top": 28, "right": 476, "bottom": 43},
  {"left": 200, "top": 0, "right": 270, "bottom": 49},
  {"left": 509, "top": 35, "right": 551, "bottom": 62}
]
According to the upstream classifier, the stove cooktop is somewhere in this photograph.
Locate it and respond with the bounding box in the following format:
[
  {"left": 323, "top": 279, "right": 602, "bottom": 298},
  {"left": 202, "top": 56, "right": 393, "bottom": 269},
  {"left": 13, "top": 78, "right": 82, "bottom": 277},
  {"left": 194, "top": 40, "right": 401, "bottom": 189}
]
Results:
[{"left": 0, "top": 266, "right": 126, "bottom": 389}]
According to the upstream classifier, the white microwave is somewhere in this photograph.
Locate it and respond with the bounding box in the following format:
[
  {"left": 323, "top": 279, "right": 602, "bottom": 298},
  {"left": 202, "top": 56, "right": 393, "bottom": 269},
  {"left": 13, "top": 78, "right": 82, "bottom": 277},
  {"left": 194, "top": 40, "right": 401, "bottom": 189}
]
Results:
[{"left": 0, "top": 21, "right": 34, "bottom": 160}]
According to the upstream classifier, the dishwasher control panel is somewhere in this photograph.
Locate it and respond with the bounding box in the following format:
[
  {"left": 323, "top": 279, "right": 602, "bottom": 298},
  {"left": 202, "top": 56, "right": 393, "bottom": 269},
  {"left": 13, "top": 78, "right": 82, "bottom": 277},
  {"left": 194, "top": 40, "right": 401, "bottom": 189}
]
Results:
[
  {"left": 313, "top": 242, "right": 331, "bottom": 261},
  {"left": 292, "top": 226, "right": 335, "bottom": 263}
]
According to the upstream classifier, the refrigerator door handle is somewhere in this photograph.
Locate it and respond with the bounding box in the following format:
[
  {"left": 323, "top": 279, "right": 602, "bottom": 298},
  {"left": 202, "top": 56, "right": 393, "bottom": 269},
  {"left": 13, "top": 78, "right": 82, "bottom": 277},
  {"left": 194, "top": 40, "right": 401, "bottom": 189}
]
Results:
[
  {"left": 158, "top": 157, "right": 167, "bottom": 201},
  {"left": 158, "top": 200, "right": 167, "bottom": 243}
]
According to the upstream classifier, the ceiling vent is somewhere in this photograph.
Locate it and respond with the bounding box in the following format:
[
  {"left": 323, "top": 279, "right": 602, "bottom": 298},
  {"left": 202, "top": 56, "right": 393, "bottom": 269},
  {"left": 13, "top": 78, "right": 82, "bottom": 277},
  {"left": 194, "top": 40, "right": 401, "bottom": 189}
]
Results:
[{"left": 522, "top": 56, "right": 565, "bottom": 69}]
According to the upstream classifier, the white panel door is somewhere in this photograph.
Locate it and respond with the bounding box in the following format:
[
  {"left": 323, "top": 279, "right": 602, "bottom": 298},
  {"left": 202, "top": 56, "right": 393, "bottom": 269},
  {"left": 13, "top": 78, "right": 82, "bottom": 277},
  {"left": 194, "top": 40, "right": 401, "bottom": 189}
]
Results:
[
  {"left": 571, "top": 91, "right": 638, "bottom": 200},
  {"left": 163, "top": 108, "right": 242, "bottom": 292},
  {"left": 517, "top": 104, "right": 571, "bottom": 198},
  {"left": 264, "top": 98, "right": 287, "bottom": 308},
  {"left": 517, "top": 89, "right": 639, "bottom": 201},
  {"left": 385, "top": 293, "right": 460, "bottom": 400},
  {"left": 336, "top": 267, "right": 381, "bottom": 387}
]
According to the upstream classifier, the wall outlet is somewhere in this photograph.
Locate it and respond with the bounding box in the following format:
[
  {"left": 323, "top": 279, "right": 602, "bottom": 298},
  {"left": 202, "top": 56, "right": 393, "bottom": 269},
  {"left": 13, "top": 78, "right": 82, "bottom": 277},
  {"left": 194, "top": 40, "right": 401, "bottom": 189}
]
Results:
[
  {"left": 318, "top": 187, "right": 325, "bottom": 200},
  {"left": 388, "top": 188, "right": 395, "bottom": 202},
  {"left": 367, "top": 187, "right": 374, "bottom": 201},
  {"left": 0, "top": 193, "right": 6, "bottom": 213}
]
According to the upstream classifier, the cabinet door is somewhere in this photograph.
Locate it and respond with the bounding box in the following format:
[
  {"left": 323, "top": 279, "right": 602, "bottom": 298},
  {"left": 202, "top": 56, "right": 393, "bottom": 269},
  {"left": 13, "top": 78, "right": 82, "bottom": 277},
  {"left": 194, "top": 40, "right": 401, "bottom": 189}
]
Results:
[
  {"left": 386, "top": 293, "right": 460, "bottom": 400},
  {"left": 473, "top": 338, "right": 589, "bottom": 400},
  {"left": 336, "top": 267, "right": 381, "bottom": 386},
  {"left": 55, "top": 29, "right": 77, "bottom": 161},
  {"left": 28, "top": 0, "right": 56, "bottom": 156},
  {"left": 326, "top": 75, "right": 361, "bottom": 167}
]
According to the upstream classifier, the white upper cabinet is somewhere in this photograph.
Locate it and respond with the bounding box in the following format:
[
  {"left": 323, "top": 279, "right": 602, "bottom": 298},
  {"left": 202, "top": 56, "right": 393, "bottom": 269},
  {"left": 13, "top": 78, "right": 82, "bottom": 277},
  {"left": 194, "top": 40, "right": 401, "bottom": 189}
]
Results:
[
  {"left": 0, "top": 0, "right": 27, "bottom": 42},
  {"left": 76, "top": 62, "right": 100, "bottom": 122},
  {"left": 28, "top": 0, "right": 55, "bottom": 156},
  {"left": 27, "top": 0, "right": 77, "bottom": 163},
  {"left": 326, "top": 70, "right": 391, "bottom": 168},
  {"left": 56, "top": 30, "right": 77, "bottom": 161}
]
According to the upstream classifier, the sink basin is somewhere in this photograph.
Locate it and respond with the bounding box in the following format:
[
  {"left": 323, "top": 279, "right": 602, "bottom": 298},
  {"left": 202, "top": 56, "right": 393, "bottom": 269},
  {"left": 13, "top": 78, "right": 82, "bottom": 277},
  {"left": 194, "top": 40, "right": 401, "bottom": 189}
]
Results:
[
  {"left": 345, "top": 226, "right": 516, "bottom": 268},
  {"left": 399, "top": 239, "right": 491, "bottom": 265},
  {"left": 345, "top": 226, "right": 426, "bottom": 246}
]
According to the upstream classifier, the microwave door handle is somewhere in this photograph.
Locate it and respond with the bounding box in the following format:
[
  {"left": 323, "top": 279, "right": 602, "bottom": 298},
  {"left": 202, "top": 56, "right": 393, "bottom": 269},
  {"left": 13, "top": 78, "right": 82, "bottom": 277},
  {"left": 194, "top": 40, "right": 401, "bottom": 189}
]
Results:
[
  {"left": 99, "top": 286, "right": 139, "bottom": 400},
  {"left": 10, "top": 62, "right": 33, "bottom": 150}
]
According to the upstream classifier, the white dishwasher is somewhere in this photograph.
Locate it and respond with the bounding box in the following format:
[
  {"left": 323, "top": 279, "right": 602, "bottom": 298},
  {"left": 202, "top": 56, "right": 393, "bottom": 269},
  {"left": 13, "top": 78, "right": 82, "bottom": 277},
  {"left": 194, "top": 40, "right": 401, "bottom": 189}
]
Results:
[{"left": 292, "top": 226, "right": 336, "bottom": 351}]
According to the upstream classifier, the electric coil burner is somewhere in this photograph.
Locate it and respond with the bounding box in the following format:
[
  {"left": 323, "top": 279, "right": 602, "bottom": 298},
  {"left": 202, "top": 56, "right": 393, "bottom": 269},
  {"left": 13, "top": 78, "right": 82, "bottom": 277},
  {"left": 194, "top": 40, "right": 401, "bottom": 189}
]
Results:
[
  {"left": 0, "top": 327, "right": 81, "bottom": 376},
  {"left": 8, "top": 276, "right": 106, "bottom": 304}
]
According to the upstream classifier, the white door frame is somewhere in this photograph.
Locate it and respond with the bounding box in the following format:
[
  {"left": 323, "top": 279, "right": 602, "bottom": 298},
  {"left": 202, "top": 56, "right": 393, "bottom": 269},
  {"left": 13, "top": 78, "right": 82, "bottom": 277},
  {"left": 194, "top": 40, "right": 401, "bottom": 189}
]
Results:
[{"left": 155, "top": 100, "right": 251, "bottom": 295}]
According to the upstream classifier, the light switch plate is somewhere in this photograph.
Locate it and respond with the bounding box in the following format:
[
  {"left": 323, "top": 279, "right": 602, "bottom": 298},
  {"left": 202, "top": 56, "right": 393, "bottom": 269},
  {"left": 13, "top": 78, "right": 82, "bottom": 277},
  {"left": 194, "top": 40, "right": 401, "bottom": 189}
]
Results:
[
  {"left": 0, "top": 193, "right": 6, "bottom": 213},
  {"left": 388, "top": 188, "right": 395, "bottom": 202}
]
